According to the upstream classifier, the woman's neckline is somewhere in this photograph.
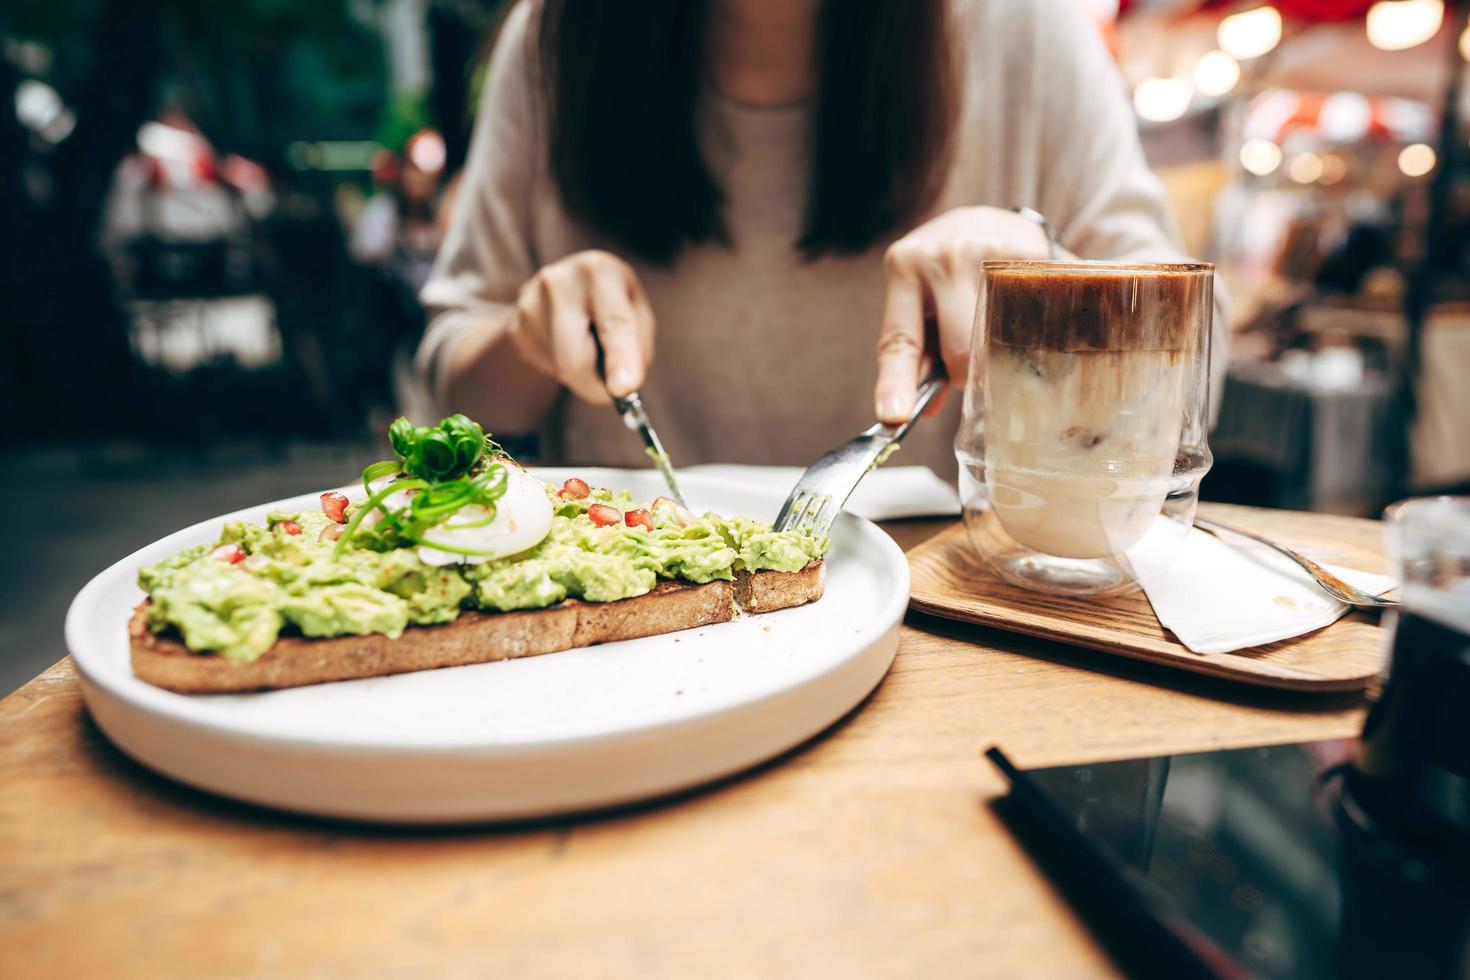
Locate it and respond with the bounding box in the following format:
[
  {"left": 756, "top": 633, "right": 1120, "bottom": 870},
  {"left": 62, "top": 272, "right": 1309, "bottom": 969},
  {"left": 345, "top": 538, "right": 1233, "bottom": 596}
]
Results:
[{"left": 702, "top": 82, "right": 813, "bottom": 115}]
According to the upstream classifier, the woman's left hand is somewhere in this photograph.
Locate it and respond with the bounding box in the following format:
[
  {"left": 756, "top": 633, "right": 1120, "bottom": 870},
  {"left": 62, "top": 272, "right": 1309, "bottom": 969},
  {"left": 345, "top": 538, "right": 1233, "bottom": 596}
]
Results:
[{"left": 873, "top": 205, "right": 1058, "bottom": 424}]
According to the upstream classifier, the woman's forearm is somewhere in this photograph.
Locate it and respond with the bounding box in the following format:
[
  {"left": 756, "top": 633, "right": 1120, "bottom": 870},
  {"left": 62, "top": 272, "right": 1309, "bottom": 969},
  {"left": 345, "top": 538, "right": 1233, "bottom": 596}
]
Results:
[{"left": 443, "top": 313, "right": 562, "bottom": 434}]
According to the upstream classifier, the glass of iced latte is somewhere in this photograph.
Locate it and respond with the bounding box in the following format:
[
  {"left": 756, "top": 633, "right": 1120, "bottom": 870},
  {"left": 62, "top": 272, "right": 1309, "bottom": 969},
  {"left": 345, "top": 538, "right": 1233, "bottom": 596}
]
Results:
[{"left": 955, "top": 261, "right": 1213, "bottom": 596}]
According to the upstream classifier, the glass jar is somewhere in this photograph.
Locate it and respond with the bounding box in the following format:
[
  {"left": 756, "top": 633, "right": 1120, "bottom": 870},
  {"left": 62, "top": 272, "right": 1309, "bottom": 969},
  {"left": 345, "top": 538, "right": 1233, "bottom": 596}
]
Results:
[{"left": 954, "top": 260, "right": 1214, "bottom": 596}]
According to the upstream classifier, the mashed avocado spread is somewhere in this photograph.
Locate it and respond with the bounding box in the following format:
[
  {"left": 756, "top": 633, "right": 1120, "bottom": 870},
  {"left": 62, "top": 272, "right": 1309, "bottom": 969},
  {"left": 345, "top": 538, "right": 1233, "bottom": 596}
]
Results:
[{"left": 140, "top": 481, "right": 827, "bottom": 662}]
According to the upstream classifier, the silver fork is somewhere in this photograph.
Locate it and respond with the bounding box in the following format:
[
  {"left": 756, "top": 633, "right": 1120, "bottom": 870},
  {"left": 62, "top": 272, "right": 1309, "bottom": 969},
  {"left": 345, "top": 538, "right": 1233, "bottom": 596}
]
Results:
[{"left": 774, "top": 374, "right": 947, "bottom": 538}]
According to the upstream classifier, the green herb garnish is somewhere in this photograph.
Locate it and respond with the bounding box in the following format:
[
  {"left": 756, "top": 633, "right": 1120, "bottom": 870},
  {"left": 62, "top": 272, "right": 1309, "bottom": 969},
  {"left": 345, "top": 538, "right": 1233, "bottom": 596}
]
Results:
[
  {"left": 335, "top": 414, "right": 511, "bottom": 559},
  {"left": 389, "top": 414, "right": 491, "bottom": 482}
]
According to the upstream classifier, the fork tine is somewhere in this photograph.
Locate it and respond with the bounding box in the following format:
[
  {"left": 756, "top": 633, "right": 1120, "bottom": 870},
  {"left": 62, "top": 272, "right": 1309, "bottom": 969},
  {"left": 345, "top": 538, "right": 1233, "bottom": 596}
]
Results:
[
  {"left": 773, "top": 370, "right": 946, "bottom": 533},
  {"left": 775, "top": 489, "right": 810, "bottom": 533},
  {"left": 797, "top": 494, "right": 832, "bottom": 536},
  {"left": 792, "top": 492, "right": 821, "bottom": 533},
  {"left": 773, "top": 490, "right": 800, "bottom": 531},
  {"left": 807, "top": 495, "right": 835, "bottom": 538}
]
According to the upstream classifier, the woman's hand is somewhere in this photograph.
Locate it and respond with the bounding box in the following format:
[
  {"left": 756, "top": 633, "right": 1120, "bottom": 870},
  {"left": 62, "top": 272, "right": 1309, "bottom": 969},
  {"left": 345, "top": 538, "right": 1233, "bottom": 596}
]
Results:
[
  {"left": 510, "top": 250, "right": 656, "bottom": 404},
  {"left": 874, "top": 206, "right": 1058, "bottom": 423}
]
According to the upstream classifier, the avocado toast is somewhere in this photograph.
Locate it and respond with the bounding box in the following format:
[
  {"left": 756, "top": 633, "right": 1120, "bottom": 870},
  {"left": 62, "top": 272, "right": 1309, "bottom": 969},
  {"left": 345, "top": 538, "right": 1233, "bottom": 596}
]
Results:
[{"left": 131, "top": 415, "right": 827, "bottom": 693}]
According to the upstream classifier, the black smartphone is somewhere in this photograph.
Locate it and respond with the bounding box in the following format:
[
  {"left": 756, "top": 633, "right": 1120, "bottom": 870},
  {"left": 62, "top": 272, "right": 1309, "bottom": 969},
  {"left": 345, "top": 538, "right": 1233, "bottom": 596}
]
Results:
[{"left": 988, "top": 741, "right": 1470, "bottom": 980}]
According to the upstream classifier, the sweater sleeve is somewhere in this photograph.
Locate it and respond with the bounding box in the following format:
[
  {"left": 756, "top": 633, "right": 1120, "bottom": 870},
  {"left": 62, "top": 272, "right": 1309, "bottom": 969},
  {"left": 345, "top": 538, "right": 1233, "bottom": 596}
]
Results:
[
  {"left": 415, "top": 1, "right": 540, "bottom": 405},
  {"left": 1025, "top": 0, "right": 1230, "bottom": 408}
]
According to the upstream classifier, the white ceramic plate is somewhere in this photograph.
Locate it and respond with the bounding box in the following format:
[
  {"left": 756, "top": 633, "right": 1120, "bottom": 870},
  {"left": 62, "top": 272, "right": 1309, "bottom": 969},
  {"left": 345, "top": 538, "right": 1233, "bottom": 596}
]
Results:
[{"left": 67, "top": 469, "right": 908, "bottom": 823}]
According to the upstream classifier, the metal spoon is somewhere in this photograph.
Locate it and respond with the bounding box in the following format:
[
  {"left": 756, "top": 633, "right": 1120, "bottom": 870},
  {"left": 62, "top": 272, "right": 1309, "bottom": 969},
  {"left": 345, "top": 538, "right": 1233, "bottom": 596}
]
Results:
[{"left": 1193, "top": 514, "right": 1398, "bottom": 611}]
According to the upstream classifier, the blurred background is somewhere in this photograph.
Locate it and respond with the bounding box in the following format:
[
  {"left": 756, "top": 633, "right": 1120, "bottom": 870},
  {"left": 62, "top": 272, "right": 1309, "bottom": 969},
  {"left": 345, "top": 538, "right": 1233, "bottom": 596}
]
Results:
[{"left": 1, "top": 0, "right": 1467, "bottom": 693}]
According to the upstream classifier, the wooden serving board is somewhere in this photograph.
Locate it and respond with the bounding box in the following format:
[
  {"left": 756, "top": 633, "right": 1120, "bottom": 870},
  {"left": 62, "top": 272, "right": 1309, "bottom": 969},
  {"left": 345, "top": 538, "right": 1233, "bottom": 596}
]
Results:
[{"left": 906, "top": 503, "right": 1389, "bottom": 692}]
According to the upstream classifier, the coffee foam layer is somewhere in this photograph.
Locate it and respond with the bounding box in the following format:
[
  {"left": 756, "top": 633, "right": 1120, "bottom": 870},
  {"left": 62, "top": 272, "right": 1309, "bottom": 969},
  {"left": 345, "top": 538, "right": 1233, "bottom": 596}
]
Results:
[{"left": 986, "top": 263, "right": 1210, "bottom": 353}]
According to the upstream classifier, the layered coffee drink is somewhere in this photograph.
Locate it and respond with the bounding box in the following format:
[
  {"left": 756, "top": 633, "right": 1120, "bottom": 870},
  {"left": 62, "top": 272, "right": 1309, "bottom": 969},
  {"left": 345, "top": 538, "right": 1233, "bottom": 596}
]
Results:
[
  {"left": 957, "top": 261, "right": 1213, "bottom": 595},
  {"left": 981, "top": 265, "right": 1211, "bottom": 558},
  {"left": 980, "top": 264, "right": 1208, "bottom": 559}
]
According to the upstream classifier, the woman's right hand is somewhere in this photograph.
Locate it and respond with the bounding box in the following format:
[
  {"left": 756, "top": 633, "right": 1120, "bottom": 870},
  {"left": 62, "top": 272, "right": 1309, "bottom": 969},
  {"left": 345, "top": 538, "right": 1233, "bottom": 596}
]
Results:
[{"left": 509, "top": 250, "right": 656, "bottom": 404}]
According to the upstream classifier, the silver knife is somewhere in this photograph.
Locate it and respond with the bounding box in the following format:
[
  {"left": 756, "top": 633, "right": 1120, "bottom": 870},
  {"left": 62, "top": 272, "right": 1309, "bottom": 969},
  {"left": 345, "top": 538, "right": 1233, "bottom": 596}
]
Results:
[
  {"left": 591, "top": 330, "right": 688, "bottom": 507},
  {"left": 611, "top": 392, "right": 688, "bottom": 509}
]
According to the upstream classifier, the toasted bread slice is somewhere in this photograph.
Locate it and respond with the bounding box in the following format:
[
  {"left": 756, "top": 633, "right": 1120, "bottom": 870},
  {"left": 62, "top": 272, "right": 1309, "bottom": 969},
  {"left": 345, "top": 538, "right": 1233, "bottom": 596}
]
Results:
[
  {"left": 131, "top": 563, "right": 824, "bottom": 693},
  {"left": 735, "top": 561, "right": 825, "bottom": 612}
]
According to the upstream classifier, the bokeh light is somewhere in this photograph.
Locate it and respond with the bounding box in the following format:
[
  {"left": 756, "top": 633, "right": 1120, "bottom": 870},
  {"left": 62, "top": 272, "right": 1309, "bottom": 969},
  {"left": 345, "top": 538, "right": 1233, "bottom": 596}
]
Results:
[
  {"left": 1218, "top": 7, "right": 1283, "bottom": 60},
  {"left": 1366, "top": 0, "right": 1444, "bottom": 52},
  {"left": 1319, "top": 153, "right": 1348, "bottom": 185},
  {"left": 1194, "top": 50, "right": 1241, "bottom": 97},
  {"left": 1240, "top": 138, "right": 1283, "bottom": 176},
  {"left": 1288, "top": 152, "right": 1324, "bottom": 184},
  {"left": 1398, "top": 143, "right": 1436, "bottom": 177},
  {"left": 1134, "top": 77, "right": 1193, "bottom": 122}
]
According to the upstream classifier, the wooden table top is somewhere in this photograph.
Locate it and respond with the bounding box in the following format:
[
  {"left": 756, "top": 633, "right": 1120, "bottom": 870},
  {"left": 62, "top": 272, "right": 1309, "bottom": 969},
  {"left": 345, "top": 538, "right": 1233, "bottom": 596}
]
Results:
[{"left": 0, "top": 516, "right": 1376, "bottom": 979}]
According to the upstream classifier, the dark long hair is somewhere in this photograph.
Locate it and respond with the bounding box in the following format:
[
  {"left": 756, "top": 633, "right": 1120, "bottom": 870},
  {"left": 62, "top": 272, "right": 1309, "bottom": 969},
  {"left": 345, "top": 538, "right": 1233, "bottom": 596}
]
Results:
[{"left": 535, "top": 0, "right": 958, "bottom": 264}]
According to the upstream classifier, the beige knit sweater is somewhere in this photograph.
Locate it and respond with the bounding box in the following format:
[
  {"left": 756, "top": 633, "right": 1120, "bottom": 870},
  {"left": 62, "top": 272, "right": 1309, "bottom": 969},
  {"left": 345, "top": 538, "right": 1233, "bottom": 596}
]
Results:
[{"left": 418, "top": 0, "right": 1226, "bottom": 477}]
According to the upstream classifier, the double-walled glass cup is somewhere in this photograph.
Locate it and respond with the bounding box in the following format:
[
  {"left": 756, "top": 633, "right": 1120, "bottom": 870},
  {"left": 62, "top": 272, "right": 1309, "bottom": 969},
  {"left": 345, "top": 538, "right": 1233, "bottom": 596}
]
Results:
[{"left": 954, "top": 261, "right": 1214, "bottom": 596}]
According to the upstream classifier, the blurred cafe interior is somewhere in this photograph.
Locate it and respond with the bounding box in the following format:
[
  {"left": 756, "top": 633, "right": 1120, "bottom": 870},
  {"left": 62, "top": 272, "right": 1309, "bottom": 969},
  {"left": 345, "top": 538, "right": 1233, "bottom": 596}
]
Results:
[
  {"left": 3, "top": 1, "right": 1470, "bottom": 975},
  {"left": 4, "top": 5, "right": 1465, "bottom": 424},
  {"left": 5, "top": 1, "right": 1464, "bottom": 494}
]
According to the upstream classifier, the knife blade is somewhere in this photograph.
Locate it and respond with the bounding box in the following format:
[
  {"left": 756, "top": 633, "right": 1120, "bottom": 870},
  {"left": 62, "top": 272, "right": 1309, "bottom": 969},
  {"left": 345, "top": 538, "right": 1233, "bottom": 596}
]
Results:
[
  {"left": 610, "top": 392, "right": 688, "bottom": 509},
  {"left": 592, "top": 329, "right": 688, "bottom": 508}
]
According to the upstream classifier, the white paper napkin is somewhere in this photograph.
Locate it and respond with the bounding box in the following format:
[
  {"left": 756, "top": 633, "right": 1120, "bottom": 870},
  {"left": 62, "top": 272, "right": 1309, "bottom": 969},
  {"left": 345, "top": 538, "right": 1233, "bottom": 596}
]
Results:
[
  {"left": 1133, "top": 526, "right": 1397, "bottom": 655},
  {"left": 680, "top": 464, "right": 960, "bottom": 521}
]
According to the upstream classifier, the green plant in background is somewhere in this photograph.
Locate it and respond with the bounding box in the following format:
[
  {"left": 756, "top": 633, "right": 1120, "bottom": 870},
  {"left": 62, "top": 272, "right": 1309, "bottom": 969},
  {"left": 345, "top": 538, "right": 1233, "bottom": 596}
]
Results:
[
  {"left": 377, "top": 91, "right": 432, "bottom": 155},
  {"left": 0, "top": 0, "right": 510, "bottom": 441},
  {"left": 0, "top": 0, "right": 392, "bottom": 440}
]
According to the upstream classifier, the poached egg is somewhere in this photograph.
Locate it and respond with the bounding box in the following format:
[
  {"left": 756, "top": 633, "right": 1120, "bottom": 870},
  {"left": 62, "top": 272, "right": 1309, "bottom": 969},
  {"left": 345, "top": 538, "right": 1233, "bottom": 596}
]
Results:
[{"left": 364, "top": 463, "right": 553, "bottom": 566}]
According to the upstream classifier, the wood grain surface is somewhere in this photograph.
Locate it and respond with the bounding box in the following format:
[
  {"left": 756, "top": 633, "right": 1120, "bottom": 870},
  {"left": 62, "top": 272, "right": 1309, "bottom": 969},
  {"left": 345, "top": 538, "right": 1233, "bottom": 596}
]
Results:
[
  {"left": 0, "top": 518, "right": 1372, "bottom": 979},
  {"left": 909, "top": 503, "right": 1391, "bottom": 692}
]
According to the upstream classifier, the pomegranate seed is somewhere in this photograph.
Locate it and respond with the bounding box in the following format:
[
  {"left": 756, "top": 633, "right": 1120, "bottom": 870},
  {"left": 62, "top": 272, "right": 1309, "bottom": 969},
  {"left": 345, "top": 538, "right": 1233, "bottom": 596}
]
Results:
[
  {"left": 279, "top": 519, "right": 303, "bottom": 536},
  {"left": 587, "top": 503, "right": 622, "bottom": 527},
  {"left": 320, "top": 492, "right": 350, "bottom": 523},
  {"left": 210, "top": 544, "right": 246, "bottom": 564},
  {"left": 651, "top": 496, "right": 693, "bottom": 527},
  {"left": 561, "top": 477, "right": 590, "bottom": 500},
  {"left": 625, "top": 508, "right": 654, "bottom": 532},
  {"left": 318, "top": 524, "right": 343, "bottom": 543}
]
